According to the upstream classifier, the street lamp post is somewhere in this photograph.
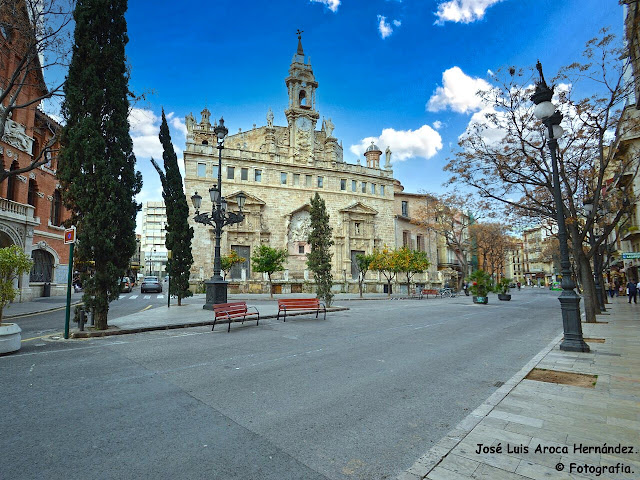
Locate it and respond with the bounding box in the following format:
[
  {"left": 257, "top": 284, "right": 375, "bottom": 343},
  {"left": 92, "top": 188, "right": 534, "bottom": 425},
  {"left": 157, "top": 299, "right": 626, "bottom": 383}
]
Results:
[
  {"left": 531, "top": 61, "right": 589, "bottom": 353},
  {"left": 190, "top": 118, "right": 246, "bottom": 309}
]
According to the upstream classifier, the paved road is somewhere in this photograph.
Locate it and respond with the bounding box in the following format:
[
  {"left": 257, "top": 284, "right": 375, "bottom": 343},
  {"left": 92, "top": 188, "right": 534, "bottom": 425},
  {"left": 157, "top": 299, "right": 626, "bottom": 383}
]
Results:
[
  {"left": 1, "top": 288, "right": 565, "bottom": 480},
  {"left": 15, "top": 285, "right": 171, "bottom": 344}
]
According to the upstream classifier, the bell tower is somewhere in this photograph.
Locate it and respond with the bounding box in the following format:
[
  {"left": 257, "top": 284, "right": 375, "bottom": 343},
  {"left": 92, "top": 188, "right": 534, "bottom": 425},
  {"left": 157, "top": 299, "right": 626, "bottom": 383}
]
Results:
[{"left": 285, "top": 30, "right": 320, "bottom": 130}]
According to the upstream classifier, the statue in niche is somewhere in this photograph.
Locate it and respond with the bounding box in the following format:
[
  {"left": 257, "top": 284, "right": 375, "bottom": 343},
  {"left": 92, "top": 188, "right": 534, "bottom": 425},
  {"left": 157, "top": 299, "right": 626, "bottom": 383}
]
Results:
[
  {"left": 385, "top": 146, "right": 392, "bottom": 168},
  {"left": 267, "top": 108, "right": 274, "bottom": 128},
  {"left": 288, "top": 211, "right": 311, "bottom": 243}
]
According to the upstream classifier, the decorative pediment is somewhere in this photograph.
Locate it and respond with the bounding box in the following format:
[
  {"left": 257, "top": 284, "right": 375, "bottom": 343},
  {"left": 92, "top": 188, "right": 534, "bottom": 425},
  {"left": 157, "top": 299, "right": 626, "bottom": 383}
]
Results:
[
  {"left": 285, "top": 203, "right": 311, "bottom": 218},
  {"left": 226, "top": 190, "right": 266, "bottom": 206},
  {"left": 339, "top": 202, "right": 378, "bottom": 216}
]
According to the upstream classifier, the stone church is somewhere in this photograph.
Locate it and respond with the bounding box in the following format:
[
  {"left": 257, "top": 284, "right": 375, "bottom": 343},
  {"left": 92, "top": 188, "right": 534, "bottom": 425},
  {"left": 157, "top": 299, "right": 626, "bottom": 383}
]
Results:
[{"left": 184, "top": 36, "right": 414, "bottom": 293}]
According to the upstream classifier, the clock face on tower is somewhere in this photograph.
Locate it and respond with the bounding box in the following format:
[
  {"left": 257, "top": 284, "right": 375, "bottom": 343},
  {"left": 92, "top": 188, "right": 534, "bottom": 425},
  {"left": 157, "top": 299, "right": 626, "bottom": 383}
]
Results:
[{"left": 296, "top": 116, "right": 312, "bottom": 131}]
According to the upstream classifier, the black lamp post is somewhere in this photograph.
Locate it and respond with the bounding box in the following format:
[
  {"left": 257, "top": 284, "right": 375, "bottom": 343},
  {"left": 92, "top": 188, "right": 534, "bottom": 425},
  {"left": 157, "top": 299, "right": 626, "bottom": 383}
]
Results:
[
  {"left": 190, "top": 117, "right": 246, "bottom": 309},
  {"left": 531, "top": 61, "right": 589, "bottom": 352}
]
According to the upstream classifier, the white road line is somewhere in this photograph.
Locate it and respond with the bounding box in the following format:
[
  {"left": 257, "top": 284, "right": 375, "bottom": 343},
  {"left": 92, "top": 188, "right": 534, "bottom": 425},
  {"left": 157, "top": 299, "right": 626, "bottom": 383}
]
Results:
[
  {"left": 129, "top": 295, "right": 138, "bottom": 299},
  {"left": 144, "top": 295, "right": 151, "bottom": 299},
  {"left": 157, "top": 295, "right": 164, "bottom": 299}
]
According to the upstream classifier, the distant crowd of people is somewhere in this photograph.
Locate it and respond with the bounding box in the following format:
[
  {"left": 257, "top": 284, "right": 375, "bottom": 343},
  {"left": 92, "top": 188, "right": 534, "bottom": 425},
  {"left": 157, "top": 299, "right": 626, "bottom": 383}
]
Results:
[{"left": 604, "top": 278, "right": 639, "bottom": 304}]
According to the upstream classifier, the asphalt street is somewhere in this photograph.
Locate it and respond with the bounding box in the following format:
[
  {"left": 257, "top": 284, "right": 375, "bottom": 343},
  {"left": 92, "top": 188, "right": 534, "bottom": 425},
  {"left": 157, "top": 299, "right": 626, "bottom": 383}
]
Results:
[
  {"left": 15, "top": 285, "right": 170, "bottom": 343},
  {"left": 1, "top": 288, "right": 565, "bottom": 480}
]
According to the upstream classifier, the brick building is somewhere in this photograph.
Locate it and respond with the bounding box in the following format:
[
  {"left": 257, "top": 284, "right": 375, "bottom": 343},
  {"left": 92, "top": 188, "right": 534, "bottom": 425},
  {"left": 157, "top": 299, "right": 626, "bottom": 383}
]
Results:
[{"left": 0, "top": 5, "right": 70, "bottom": 300}]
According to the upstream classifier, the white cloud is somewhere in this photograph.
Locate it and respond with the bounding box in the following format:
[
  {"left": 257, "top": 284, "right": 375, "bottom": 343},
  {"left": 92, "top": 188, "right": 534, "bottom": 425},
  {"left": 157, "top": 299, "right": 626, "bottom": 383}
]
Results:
[
  {"left": 350, "top": 125, "right": 443, "bottom": 162},
  {"left": 432, "top": 120, "right": 443, "bottom": 130},
  {"left": 393, "top": 19, "right": 402, "bottom": 27},
  {"left": 426, "top": 66, "right": 491, "bottom": 114},
  {"left": 434, "top": 0, "right": 503, "bottom": 25},
  {"left": 310, "top": 0, "right": 340, "bottom": 12},
  {"left": 377, "top": 15, "right": 393, "bottom": 39}
]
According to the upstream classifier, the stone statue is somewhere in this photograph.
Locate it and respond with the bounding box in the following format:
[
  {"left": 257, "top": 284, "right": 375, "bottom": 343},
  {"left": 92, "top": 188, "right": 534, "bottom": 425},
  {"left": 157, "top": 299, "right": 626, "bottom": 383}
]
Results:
[
  {"left": 3, "top": 116, "right": 32, "bottom": 153},
  {"left": 288, "top": 211, "right": 311, "bottom": 242},
  {"left": 385, "top": 146, "right": 392, "bottom": 168},
  {"left": 185, "top": 113, "right": 196, "bottom": 131},
  {"left": 267, "top": 108, "right": 274, "bottom": 128},
  {"left": 324, "top": 117, "right": 334, "bottom": 138}
]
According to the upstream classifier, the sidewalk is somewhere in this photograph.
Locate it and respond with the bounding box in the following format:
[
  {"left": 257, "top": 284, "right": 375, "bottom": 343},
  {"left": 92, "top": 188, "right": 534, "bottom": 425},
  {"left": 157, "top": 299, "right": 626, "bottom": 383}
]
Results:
[
  {"left": 3, "top": 292, "right": 84, "bottom": 319},
  {"left": 69, "top": 293, "right": 358, "bottom": 337},
  {"left": 398, "top": 298, "right": 640, "bottom": 480}
]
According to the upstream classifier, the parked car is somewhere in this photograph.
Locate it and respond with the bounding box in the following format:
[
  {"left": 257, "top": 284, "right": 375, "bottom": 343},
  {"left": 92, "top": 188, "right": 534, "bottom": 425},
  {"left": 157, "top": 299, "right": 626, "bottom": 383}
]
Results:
[
  {"left": 120, "top": 276, "right": 133, "bottom": 293},
  {"left": 141, "top": 276, "right": 162, "bottom": 293}
]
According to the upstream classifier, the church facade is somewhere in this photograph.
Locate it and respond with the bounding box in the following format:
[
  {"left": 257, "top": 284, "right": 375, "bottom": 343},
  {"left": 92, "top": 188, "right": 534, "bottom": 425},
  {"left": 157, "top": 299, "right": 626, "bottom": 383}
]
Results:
[{"left": 184, "top": 37, "right": 425, "bottom": 293}]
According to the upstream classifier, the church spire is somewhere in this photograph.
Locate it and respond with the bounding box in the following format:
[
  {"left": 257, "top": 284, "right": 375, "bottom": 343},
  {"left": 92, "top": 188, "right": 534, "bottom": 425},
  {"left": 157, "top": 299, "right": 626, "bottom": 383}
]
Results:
[{"left": 296, "top": 29, "right": 304, "bottom": 55}]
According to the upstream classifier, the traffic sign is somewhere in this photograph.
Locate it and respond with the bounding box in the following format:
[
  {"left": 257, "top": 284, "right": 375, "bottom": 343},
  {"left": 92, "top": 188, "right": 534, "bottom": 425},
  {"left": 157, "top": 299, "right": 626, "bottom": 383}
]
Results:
[
  {"left": 64, "top": 226, "right": 76, "bottom": 244},
  {"left": 622, "top": 252, "right": 640, "bottom": 259}
]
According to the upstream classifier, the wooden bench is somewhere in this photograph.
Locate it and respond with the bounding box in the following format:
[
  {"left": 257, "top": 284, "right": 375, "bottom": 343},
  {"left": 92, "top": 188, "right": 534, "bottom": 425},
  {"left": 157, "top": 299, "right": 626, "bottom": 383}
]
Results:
[
  {"left": 421, "top": 289, "right": 440, "bottom": 299},
  {"left": 277, "top": 298, "right": 326, "bottom": 322},
  {"left": 213, "top": 302, "right": 260, "bottom": 332}
]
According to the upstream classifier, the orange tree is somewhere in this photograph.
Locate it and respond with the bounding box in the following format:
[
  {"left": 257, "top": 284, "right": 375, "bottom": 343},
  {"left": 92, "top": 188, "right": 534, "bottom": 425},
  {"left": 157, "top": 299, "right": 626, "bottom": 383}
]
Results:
[
  {"left": 395, "top": 247, "right": 430, "bottom": 294},
  {"left": 221, "top": 250, "right": 245, "bottom": 280},
  {"left": 369, "top": 246, "right": 400, "bottom": 296}
]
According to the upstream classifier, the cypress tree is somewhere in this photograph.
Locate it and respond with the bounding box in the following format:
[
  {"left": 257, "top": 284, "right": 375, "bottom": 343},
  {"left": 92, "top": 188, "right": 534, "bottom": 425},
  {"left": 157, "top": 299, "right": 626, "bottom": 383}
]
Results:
[
  {"left": 57, "top": 0, "right": 142, "bottom": 330},
  {"left": 307, "top": 193, "right": 334, "bottom": 306},
  {"left": 151, "top": 110, "right": 194, "bottom": 305}
]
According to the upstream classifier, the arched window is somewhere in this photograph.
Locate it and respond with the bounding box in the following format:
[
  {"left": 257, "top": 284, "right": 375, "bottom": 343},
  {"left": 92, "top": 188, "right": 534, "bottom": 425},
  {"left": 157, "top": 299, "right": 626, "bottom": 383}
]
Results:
[
  {"left": 27, "top": 178, "right": 38, "bottom": 209},
  {"left": 30, "top": 249, "right": 54, "bottom": 282},
  {"left": 6, "top": 161, "right": 18, "bottom": 201},
  {"left": 299, "top": 90, "right": 307, "bottom": 107},
  {"left": 51, "top": 190, "right": 61, "bottom": 226}
]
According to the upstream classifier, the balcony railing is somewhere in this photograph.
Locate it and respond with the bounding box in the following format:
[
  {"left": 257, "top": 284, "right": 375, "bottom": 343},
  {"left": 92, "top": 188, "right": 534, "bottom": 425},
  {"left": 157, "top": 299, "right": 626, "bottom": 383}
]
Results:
[{"left": 0, "top": 197, "right": 36, "bottom": 220}]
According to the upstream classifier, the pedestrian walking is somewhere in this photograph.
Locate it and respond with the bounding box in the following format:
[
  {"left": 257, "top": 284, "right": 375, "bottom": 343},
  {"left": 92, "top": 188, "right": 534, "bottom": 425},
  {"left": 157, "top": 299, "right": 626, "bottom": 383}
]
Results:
[
  {"left": 615, "top": 279, "right": 621, "bottom": 296},
  {"left": 608, "top": 280, "right": 616, "bottom": 298},
  {"left": 626, "top": 279, "right": 637, "bottom": 304}
]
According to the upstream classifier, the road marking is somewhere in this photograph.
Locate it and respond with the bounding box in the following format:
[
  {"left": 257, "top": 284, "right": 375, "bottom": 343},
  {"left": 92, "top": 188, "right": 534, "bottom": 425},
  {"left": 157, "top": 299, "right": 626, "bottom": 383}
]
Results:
[
  {"left": 140, "top": 305, "right": 153, "bottom": 312},
  {"left": 157, "top": 295, "right": 164, "bottom": 299},
  {"left": 11, "top": 304, "right": 81, "bottom": 318},
  {"left": 129, "top": 295, "right": 138, "bottom": 299},
  {"left": 22, "top": 333, "right": 62, "bottom": 343},
  {"left": 143, "top": 295, "right": 151, "bottom": 299}
]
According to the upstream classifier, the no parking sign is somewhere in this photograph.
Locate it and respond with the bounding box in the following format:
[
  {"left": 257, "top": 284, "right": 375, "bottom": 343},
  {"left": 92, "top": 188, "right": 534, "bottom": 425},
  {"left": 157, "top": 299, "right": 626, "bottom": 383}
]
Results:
[{"left": 64, "top": 226, "right": 76, "bottom": 244}]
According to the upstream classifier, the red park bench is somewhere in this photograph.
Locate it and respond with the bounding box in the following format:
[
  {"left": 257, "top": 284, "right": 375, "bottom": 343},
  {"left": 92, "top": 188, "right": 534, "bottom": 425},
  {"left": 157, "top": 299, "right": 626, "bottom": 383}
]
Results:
[
  {"left": 421, "top": 288, "right": 440, "bottom": 299},
  {"left": 212, "top": 302, "right": 260, "bottom": 332},
  {"left": 277, "top": 298, "right": 326, "bottom": 322}
]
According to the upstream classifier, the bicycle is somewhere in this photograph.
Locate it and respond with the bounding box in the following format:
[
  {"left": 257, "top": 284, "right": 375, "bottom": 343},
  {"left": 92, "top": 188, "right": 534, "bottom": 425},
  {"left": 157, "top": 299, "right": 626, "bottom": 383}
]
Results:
[{"left": 439, "top": 287, "right": 457, "bottom": 298}]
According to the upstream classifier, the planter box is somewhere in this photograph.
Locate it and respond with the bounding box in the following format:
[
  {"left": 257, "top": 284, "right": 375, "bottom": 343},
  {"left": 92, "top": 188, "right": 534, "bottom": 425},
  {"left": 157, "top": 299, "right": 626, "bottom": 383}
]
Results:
[
  {"left": 473, "top": 296, "right": 488, "bottom": 304},
  {"left": 0, "top": 323, "right": 22, "bottom": 354},
  {"left": 498, "top": 293, "right": 512, "bottom": 301}
]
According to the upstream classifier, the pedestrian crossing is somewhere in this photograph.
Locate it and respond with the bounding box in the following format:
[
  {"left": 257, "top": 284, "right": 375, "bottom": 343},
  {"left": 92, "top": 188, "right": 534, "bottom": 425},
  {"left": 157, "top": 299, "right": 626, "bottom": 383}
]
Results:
[{"left": 119, "top": 294, "right": 165, "bottom": 300}]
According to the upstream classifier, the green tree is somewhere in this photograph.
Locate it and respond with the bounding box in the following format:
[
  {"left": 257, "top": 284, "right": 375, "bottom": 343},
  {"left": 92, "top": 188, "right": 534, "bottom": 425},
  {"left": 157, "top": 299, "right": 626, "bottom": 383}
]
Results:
[
  {"left": 151, "top": 110, "right": 194, "bottom": 306},
  {"left": 57, "top": 0, "right": 142, "bottom": 330},
  {"left": 221, "top": 250, "right": 245, "bottom": 280},
  {"left": 369, "top": 246, "right": 399, "bottom": 296},
  {"left": 355, "top": 253, "right": 375, "bottom": 298},
  {"left": 251, "top": 245, "right": 288, "bottom": 298},
  {"left": 395, "top": 247, "right": 430, "bottom": 294},
  {"left": 0, "top": 246, "right": 33, "bottom": 324},
  {"left": 307, "top": 193, "right": 334, "bottom": 306}
]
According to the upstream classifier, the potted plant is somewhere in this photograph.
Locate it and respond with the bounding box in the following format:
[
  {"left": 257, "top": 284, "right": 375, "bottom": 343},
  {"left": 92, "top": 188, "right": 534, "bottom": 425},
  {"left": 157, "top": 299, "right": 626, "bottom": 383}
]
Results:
[
  {"left": 496, "top": 278, "right": 512, "bottom": 301},
  {"left": 0, "top": 245, "right": 33, "bottom": 354},
  {"left": 467, "top": 270, "right": 492, "bottom": 304}
]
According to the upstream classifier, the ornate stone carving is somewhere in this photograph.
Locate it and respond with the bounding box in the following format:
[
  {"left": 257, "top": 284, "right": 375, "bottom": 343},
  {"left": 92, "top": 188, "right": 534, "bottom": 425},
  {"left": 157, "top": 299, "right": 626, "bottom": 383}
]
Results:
[
  {"left": 2, "top": 117, "right": 33, "bottom": 153},
  {"left": 36, "top": 192, "right": 44, "bottom": 198},
  {"left": 29, "top": 172, "right": 36, "bottom": 179},
  {"left": 288, "top": 210, "right": 311, "bottom": 243},
  {"left": 47, "top": 195, "right": 53, "bottom": 201},
  {"left": 267, "top": 108, "right": 274, "bottom": 128},
  {"left": 0, "top": 223, "right": 23, "bottom": 247},
  {"left": 17, "top": 175, "right": 27, "bottom": 183}
]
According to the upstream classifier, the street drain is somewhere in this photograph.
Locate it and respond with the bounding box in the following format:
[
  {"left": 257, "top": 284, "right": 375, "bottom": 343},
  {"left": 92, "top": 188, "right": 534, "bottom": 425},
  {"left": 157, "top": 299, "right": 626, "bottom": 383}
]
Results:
[
  {"left": 494, "top": 381, "right": 504, "bottom": 387},
  {"left": 525, "top": 368, "right": 597, "bottom": 388}
]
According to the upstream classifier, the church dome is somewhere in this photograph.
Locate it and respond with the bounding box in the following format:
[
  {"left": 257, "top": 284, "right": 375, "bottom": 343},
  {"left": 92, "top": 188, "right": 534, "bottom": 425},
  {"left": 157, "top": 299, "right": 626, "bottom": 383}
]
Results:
[{"left": 365, "top": 141, "right": 381, "bottom": 153}]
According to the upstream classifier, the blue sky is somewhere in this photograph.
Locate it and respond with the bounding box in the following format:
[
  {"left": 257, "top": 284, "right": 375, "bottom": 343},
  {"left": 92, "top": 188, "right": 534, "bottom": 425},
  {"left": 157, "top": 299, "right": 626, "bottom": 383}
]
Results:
[{"left": 104, "top": 0, "right": 623, "bottom": 229}]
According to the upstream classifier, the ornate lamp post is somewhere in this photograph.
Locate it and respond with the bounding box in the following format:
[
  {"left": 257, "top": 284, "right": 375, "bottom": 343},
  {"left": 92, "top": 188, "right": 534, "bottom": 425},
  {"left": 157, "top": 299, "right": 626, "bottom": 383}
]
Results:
[
  {"left": 531, "top": 61, "right": 589, "bottom": 352},
  {"left": 190, "top": 118, "right": 246, "bottom": 309}
]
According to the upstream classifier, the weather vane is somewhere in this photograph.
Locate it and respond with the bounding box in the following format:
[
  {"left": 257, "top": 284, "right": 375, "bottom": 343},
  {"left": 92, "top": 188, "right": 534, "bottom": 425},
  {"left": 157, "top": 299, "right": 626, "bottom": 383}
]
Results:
[{"left": 296, "top": 29, "right": 303, "bottom": 39}]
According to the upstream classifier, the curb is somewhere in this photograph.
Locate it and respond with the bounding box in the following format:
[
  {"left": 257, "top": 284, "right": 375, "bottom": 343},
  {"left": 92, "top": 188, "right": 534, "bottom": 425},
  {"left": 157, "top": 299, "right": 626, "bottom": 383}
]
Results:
[
  {"left": 397, "top": 331, "right": 564, "bottom": 480},
  {"left": 4, "top": 301, "right": 83, "bottom": 320},
  {"left": 70, "top": 306, "right": 350, "bottom": 338}
]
